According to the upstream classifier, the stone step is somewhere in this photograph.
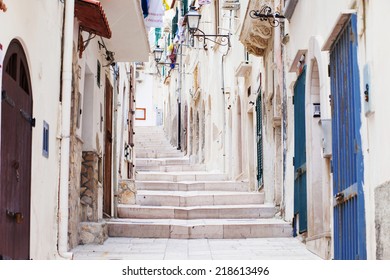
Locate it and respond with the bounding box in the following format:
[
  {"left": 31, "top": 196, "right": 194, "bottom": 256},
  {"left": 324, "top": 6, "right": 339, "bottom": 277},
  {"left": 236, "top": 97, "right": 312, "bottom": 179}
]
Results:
[
  {"left": 135, "top": 190, "right": 264, "bottom": 206},
  {"left": 135, "top": 181, "right": 249, "bottom": 192},
  {"left": 136, "top": 164, "right": 206, "bottom": 172},
  {"left": 136, "top": 158, "right": 191, "bottom": 166},
  {"left": 135, "top": 146, "right": 180, "bottom": 151},
  {"left": 136, "top": 152, "right": 185, "bottom": 159},
  {"left": 136, "top": 149, "right": 184, "bottom": 155},
  {"left": 107, "top": 218, "right": 292, "bottom": 239},
  {"left": 135, "top": 139, "right": 171, "bottom": 144},
  {"left": 135, "top": 172, "right": 228, "bottom": 182},
  {"left": 118, "top": 204, "right": 277, "bottom": 219},
  {"left": 134, "top": 126, "right": 164, "bottom": 132}
]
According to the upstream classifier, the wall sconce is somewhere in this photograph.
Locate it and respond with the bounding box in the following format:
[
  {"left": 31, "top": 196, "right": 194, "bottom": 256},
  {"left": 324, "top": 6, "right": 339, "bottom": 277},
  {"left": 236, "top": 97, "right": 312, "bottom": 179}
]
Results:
[
  {"left": 249, "top": 5, "right": 285, "bottom": 27},
  {"left": 186, "top": 6, "right": 230, "bottom": 50}
]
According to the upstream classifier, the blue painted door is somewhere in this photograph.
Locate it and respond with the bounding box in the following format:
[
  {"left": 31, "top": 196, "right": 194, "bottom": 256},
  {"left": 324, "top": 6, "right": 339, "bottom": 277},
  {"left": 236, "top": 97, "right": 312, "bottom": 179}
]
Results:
[
  {"left": 329, "top": 14, "right": 366, "bottom": 260},
  {"left": 294, "top": 67, "right": 307, "bottom": 233}
]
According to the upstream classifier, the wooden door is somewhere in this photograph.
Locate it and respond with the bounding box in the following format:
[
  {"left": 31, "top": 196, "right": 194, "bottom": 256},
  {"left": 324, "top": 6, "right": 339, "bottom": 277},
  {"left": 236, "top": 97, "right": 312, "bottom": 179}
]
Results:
[
  {"left": 0, "top": 40, "right": 33, "bottom": 260},
  {"left": 103, "top": 77, "right": 113, "bottom": 217}
]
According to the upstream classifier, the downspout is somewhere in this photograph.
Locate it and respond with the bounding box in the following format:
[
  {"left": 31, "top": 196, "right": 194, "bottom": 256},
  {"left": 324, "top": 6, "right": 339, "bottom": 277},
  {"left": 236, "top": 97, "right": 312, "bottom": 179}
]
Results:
[
  {"left": 221, "top": 53, "right": 226, "bottom": 173},
  {"left": 58, "top": 0, "right": 75, "bottom": 259},
  {"left": 281, "top": 23, "right": 287, "bottom": 216},
  {"left": 221, "top": 10, "right": 233, "bottom": 173},
  {"left": 58, "top": 0, "right": 75, "bottom": 260},
  {"left": 177, "top": 43, "right": 182, "bottom": 150},
  {"left": 113, "top": 64, "right": 119, "bottom": 218}
]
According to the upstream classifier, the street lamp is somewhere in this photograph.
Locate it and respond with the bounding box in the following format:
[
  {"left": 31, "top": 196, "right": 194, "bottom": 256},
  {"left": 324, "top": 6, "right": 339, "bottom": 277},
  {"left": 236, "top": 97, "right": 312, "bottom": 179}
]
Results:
[
  {"left": 249, "top": 5, "right": 285, "bottom": 27},
  {"left": 186, "top": 6, "right": 201, "bottom": 34},
  {"left": 185, "top": 6, "right": 230, "bottom": 50},
  {"left": 153, "top": 46, "right": 164, "bottom": 62}
]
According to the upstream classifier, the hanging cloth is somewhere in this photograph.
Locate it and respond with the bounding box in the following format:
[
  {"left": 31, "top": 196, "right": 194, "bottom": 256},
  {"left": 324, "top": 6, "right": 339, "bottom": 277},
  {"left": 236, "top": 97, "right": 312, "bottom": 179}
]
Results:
[
  {"left": 141, "top": 0, "right": 149, "bottom": 18},
  {"left": 145, "top": 0, "right": 165, "bottom": 28},
  {"left": 172, "top": 7, "right": 178, "bottom": 39}
]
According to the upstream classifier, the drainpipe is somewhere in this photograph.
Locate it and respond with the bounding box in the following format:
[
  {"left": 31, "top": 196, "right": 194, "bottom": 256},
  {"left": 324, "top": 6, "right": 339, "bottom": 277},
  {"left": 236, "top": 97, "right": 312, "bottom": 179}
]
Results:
[
  {"left": 177, "top": 43, "right": 182, "bottom": 150},
  {"left": 221, "top": 11, "right": 232, "bottom": 174},
  {"left": 221, "top": 53, "right": 226, "bottom": 173},
  {"left": 113, "top": 64, "right": 119, "bottom": 218},
  {"left": 58, "top": 0, "right": 75, "bottom": 260}
]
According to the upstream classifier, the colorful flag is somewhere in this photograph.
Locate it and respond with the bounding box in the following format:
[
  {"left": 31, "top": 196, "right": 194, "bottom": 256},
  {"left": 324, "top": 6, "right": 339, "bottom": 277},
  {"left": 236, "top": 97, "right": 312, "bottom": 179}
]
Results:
[
  {"left": 141, "top": 0, "right": 149, "bottom": 18},
  {"left": 163, "top": 0, "right": 171, "bottom": 10}
]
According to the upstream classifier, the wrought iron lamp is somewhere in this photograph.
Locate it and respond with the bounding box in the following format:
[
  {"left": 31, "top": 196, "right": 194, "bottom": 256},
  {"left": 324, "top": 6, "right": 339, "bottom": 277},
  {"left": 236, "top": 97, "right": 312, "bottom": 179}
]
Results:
[
  {"left": 153, "top": 46, "right": 178, "bottom": 69},
  {"left": 249, "top": 5, "right": 285, "bottom": 27},
  {"left": 186, "top": 6, "right": 230, "bottom": 50},
  {"left": 153, "top": 46, "right": 164, "bottom": 63}
]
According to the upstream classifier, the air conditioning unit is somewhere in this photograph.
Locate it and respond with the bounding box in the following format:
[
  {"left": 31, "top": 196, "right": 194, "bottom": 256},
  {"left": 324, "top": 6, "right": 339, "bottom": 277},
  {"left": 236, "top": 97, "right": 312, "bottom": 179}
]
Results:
[{"left": 222, "top": 0, "right": 240, "bottom": 10}]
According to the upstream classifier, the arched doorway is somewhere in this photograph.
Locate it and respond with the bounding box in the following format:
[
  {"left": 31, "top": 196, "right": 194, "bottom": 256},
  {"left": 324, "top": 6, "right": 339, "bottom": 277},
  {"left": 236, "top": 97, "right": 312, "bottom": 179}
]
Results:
[{"left": 0, "top": 40, "right": 33, "bottom": 260}]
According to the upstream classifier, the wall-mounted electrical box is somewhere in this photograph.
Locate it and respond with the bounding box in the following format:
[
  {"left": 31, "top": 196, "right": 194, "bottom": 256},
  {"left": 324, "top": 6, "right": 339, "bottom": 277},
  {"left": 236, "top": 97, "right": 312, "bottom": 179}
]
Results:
[
  {"left": 363, "top": 63, "right": 374, "bottom": 117},
  {"left": 320, "top": 119, "right": 332, "bottom": 158}
]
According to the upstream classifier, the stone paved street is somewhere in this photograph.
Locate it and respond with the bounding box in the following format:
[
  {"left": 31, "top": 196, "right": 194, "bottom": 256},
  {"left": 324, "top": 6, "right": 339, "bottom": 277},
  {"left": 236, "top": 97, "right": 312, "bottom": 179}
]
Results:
[{"left": 72, "top": 237, "right": 322, "bottom": 260}]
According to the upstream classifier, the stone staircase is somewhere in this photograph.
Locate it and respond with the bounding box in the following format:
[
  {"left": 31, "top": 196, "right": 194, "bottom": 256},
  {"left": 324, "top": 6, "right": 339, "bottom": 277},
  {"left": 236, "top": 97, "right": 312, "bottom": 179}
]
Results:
[{"left": 107, "top": 126, "right": 292, "bottom": 239}]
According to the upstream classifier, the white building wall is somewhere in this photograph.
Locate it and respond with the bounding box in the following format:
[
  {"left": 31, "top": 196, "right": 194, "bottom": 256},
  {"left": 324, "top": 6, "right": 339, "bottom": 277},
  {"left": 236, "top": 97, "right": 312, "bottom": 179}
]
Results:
[
  {"left": 0, "top": 0, "right": 64, "bottom": 259},
  {"left": 360, "top": 0, "right": 390, "bottom": 259},
  {"left": 135, "top": 71, "right": 159, "bottom": 127},
  {"left": 77, "top": 33, "right": 106, "bottom": 154}
]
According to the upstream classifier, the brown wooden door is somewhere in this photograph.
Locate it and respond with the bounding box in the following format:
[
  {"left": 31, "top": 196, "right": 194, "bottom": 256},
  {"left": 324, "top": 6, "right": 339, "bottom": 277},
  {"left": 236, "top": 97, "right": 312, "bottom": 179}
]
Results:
[
  {"left": 103, "top": 77, "right": 113, "bottom": 217},
  {"left": 0, "top": 40, "right": 33, "bottom": 260}
]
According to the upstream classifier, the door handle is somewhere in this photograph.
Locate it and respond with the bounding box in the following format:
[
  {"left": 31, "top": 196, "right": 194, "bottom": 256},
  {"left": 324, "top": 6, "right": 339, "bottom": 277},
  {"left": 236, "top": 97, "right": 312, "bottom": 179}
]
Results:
[
  {"left": 335, "top": 192, "right": 344, "bottom": 202},
  {"left": 6, "top": 210, "right": 24, "bottom": 224}
]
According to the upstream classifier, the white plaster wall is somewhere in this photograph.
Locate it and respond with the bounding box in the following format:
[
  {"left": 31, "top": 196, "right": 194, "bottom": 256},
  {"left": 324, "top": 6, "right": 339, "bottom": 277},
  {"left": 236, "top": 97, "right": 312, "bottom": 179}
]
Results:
[
  {"left": 135, "top": 72, "right": 158, "bottom": 126},
  {"left": 360, "top": 0, "right": 390, "bottom": 259},
  {"left": 116, "top": 63, "right": 131, "bottom": 179},
  {"left": 77, "top": 30, "right": 106, "bottom": 154},
  {"left": 0, "top": 0, "right": 64, "bottom": 259}
]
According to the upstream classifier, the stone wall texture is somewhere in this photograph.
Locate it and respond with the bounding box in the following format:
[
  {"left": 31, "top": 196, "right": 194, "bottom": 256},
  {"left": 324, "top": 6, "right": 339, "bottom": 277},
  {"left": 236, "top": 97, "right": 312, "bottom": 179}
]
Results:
[
  {"left": 375, "top": 181, "right": 390, "bottom": 259},
  {"left": 118, "top": 179, "right": 136, "bottom": 204},
  {"left": 80, "top": 151, "right": 100, "bottom": 222}
]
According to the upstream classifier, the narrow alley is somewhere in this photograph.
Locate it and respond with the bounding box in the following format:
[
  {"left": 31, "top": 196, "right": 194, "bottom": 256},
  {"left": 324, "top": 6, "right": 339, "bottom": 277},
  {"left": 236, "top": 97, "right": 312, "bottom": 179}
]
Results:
[
  {"left": 72, "top": 126, "right": 319, "bottom": 260},
  {"left": 1, "top": 0, "right": 390, "bottom": 264}
]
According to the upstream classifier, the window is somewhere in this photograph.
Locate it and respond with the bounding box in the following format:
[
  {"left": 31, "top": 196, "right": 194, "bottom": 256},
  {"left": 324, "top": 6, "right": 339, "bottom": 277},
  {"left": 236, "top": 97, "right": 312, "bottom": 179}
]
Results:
[
  {"left": 43, "top": 121, "right": 49, "bottom": 158},
  {"left": 97, "top": 60, "right": 101, "bottom": 87},
  {"left": 76, "top": 92, "right": 82, "bottom": 128}
]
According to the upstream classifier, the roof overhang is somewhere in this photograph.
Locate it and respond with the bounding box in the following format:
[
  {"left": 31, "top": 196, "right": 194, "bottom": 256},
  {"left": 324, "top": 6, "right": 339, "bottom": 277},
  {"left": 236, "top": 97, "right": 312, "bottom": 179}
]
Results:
[
  {"left": 289, "top": 49, "right": 307, "bottom": 73},
  {"left": 322, "top": 10, "right": 355, "bottom": 51},
  {"left": 75, "top": 0, "right": 112, "bottom": 38},
  {"left": 239, "top": 0, "right": 274, "bottom": 57},
  {"left": 100, "top": 0, "right": 150, "bottom": 62}
]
